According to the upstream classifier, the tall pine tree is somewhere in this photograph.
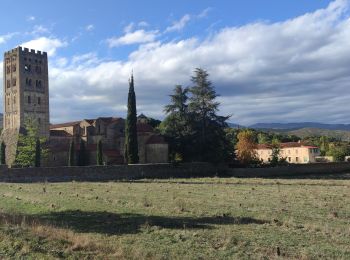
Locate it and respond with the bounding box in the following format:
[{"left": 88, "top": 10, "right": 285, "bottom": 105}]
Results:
[
  {"left": 189, "top": 68, "right": 230, "bottom": 162},
  {"left": 160, "top": 85, "right": 193, "bottom": 161},
  {"left": 124, "top": 73, "right": 139, "bottom": 164}
]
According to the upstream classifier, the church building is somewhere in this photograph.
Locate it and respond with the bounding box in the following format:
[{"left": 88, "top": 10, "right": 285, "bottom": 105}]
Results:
[{"left": 1, "top": 46, "right": 168, "bottom": 166}]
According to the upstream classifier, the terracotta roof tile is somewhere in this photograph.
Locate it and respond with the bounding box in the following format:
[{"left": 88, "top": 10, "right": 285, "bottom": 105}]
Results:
[
  {"left": 257, "top": 142, "right": 319, "bottom": 149},
  {"left": 50, "top": 121, "right": 81, "bottom": 129}
]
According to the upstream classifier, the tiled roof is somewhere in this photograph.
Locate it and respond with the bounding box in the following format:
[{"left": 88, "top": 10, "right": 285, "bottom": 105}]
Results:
[
  {"left": 50, "top": 121, "right": 81, "bottom": 129},
  {"left": 256, "top": 144, "right": 272, "bottom": 149},
  {"left": 280, "top": 142, "right": 303, "bottom": 148},
  {"left": 257, "top": 142, "right": 319, "bottom": 149},
  {"left": 83, "top": 119, "right": 94, "bottom": 125}
]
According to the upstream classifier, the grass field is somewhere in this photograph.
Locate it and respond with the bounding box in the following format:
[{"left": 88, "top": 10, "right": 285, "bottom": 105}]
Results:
[{"left": 0, "top": 177, "right": 348, "bottom": 259}]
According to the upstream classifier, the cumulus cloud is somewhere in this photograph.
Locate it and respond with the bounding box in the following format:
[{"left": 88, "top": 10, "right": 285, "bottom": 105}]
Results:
[
  {"left": 21, "top": 37, "right": 68, "bottom": 56},
  {"left": 165, "top": 14, "right": 191, "bottom": 33},
  {"left": 197, "top": 7, "right": 211, "bottom": 19},
  {"left": 138, "top": 21, "right": 149, "bottom": 27},
  {"left": 31, "top": 25, "right": 50, "bottom": 35},
  {"left": 26, "top": 16, "right": 36, "bottom": 22},
  {"left": 44, "top": 0, "right": 350, "bottom": 124},
  {"left": 2, "top": 0, "right": 350, "bottom": 126},
  {"left": 0, "top": 62, "right": 3, "bottom": 99},
  {"left": 0, "top": 33, "right": 17, "bottom": 44},
  {"left": 85, "top": 24, "right": 95, "bottom": 32},
  {"left": 123, "top": 22, "right": 134, "bottom": 33},
  {"left": 107, "top": 29, "right": 159, "bottom": 47}
]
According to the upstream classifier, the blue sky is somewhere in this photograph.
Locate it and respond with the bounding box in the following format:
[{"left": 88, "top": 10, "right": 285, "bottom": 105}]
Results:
[{"left": 0, "top": 0, "right": 349, "bottom": 125}]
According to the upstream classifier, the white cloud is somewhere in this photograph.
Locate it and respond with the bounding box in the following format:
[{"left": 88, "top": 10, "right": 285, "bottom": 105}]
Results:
[
  {"left": 21, "top": 37, "right": 68, "bottom": 56},
  {"left": 197, "top": 7, "right": 211, "bottom": 19},
  {"left": 138, "top": 21, "right": 149, "bottom": 27},
  {"left": 31, "top": 25, "right": 50, "bottom": 35},
  {"left": 0, "top": 62, "right": 3, "bottom": 87},
  {"left": 44, "top": 0, "right": 350, "bottom": 123},
  {"left": 107, "top": 29, "right": 159, "bottom": 47},
  {"left": 0, "top": 33, "right": 17, "bottom": 44},
  {"left": 165, "top": 14, "right": 191, "bottom": 33},
  {"left": 54, "top": 57, "right": 68, "bottom": 68},
  {"left": 85, "top": 24, "right": 95, "bottom": 32},
  {"left": 27, "top": 16, "right": 36, "bottom": 22},
  {"left": 123, "top": 22, "right": 134, "bottom": 33},
  {"left": 71, "top": 52, "right": 99, "bottom": 66},
  {"left": 2, "top": 0, "right": 349, "bottom": 125}
]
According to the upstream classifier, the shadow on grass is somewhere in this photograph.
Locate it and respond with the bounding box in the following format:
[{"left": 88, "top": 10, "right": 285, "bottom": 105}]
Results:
[{"left": 0, "top": 210, "right": 269, "bottom": 235}]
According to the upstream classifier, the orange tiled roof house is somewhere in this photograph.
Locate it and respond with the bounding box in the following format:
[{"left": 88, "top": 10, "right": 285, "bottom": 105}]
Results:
[{"left": 256, "top": 142, "right": 320, "bottom": 164}]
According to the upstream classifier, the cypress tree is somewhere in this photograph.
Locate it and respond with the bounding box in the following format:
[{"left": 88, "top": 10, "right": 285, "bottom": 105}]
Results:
[
  {"left": 124, "top": 73, "right": 139, "bottom": 164},
  {"left": 68, "top": 140, "right": 75, "bottom": 166},
  {"left": 78, "top": 139, "right": 86, "bottom": 166},
  {"left": 97, "top": 140, "right": 103, "bottom": 165},
  {"left": 35, "top": 138, "right": 41, "bottom": 167},
  {"left": 0, "top": 142, "right": 6, "bottom": 165}
]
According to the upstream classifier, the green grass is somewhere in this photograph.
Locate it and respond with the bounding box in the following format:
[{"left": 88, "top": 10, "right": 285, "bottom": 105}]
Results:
[{"left": 0, "top": 177, "right": 348, "bottom": 259}]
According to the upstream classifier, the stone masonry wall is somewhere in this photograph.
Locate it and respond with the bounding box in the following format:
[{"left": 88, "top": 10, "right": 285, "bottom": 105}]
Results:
[{"left": 0, "top": 162, "right": 349, "bottom": 183}]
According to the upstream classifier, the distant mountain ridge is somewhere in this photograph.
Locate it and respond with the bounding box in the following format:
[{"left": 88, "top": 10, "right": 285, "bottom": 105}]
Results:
[
  {"left": 226, "top": 121, "right": 350, "bottom": 141},
  {"left": 286, "top": 127, "right": 350, "bottom": 141},
  {"left": 250, "top": 122, "right": 350, "bottom": 131},
  {"left": 227, "top": 122, "right": 245, "bottom": 128}
]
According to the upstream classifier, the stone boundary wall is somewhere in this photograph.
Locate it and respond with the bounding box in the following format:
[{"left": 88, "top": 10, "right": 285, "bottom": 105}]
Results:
[
  {"left": 0, "top": 163, "right": 222, "bottom": 183},
  {"left": 0, "top": 162, "right": 349, "bottom": 183},
  {"left": 227, "top": 163, "right": 350, "bottom": 178}
]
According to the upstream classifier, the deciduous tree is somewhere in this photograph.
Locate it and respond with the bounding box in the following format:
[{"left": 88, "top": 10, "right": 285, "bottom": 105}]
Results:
[
  {"left": 236, "top": 130, "right": 258, "bottom": 165},
  {"left": 15, "top": 118, "right": 48, "bottom": 167},
  {"left": 35, "top": 138, "right": 41, "bottom": 167}
]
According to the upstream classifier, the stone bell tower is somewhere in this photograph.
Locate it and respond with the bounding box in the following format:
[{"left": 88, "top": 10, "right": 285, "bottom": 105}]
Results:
[{"left": 2, "top": 46, "right": 50, "bottom": 165}]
